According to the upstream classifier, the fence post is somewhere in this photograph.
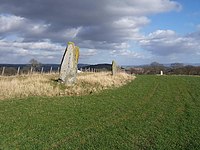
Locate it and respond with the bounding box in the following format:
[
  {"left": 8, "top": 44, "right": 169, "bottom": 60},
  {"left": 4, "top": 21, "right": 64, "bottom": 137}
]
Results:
[
  {"left": 17, "top": 67, "right": 20, "bottom": 75},
  {"left": 1, "top": 67, "right": 5, "bottom": 76},
  {"left": 41, "top": 67, "right": 44, "bottom": 74},
  {"left": 30, "top": 67, "right": 33, "bottom": 74},
  {"left": 50, "top": 66, "right": 52, "bottom": 74}
]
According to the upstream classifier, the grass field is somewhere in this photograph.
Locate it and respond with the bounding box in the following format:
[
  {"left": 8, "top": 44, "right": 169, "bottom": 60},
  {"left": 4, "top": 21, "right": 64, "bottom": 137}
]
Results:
[{"left": 1, "top": 75, "right": 200, "bottom": 149}]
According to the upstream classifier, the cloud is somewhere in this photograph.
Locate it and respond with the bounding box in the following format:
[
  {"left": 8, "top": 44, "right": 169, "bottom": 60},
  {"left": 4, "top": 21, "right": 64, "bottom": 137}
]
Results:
[
  {"left": 0, "top": 0, "right": 181, "bottom": 44},
  {"left": 0, "top": 14, "right": 51, "bottom": 40},
  {"left": 106, "top": 0, "right": 181, "bottom": 16},
  {"left": 0, "top": 14, "right": 24, "bottom": 33},
  {"left": 0, "top": 39, "right": 65, "bottom": 63},
  {"left": 110, "top": 49, "right": 143, "bottom": 58},
  {"left": 0, "top": 40, "right": 64, "bottom": 51},
  {"left": 0, "top": 0, "right": 182, "bottom": 63},
  {"left": 197, "top": 24, "right": 200, "bottom": 31},
  {"left": 80, "top": 49, "right": 98, "bottom": 60},
  {"left": 139, "top": 30, "right": 200, "bottom": 56}
]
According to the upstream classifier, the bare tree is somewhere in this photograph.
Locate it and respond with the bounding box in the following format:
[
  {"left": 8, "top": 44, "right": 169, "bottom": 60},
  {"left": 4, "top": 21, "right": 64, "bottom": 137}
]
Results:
[{"left": 29, "top": 58, "right": 41, "bottom": 71}]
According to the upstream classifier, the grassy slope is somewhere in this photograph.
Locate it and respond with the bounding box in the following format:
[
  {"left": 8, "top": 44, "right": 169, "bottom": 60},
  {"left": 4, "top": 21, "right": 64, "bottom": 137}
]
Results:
[{"left": 1, "top": 75, "right": 200, "bottom": 149}]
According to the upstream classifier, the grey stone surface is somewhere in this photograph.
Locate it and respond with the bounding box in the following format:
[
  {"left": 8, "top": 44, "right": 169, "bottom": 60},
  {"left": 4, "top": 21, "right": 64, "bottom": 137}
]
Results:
[
  {"left": 112, "top": 60, "right": 117, "bottom": 75},
  {"left": 59, "top": 42, "right": 79, "bottom": 85}
]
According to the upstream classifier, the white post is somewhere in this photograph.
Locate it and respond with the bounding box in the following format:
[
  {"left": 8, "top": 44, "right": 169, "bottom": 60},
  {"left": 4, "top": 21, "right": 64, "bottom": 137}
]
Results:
[{"left": 160, "top": 70, "right": 163, "bottom": 75}]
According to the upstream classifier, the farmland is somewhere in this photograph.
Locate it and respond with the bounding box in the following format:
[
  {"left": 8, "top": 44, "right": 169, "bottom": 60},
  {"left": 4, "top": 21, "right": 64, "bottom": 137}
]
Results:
[{"left": 1, "top": 75, "right": 200, "bottom": 149}]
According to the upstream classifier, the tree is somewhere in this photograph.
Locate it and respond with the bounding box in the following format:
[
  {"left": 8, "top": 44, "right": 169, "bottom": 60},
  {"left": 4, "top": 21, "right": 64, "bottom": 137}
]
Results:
[
  {"left": 171, "top": 63, "right": 184, "bottom": 69},
  {"left": 150, "top": 61, "right": 163, "bottom": 67},
  {"left": 29, "top": 58, "right": 41, "bottom": 71},
  {"left": 149, "top": 62, "right": 165, "bottom": 74}
]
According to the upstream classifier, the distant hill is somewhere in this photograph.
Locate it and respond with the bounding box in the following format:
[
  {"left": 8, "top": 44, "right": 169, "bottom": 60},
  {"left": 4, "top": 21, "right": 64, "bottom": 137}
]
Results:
[
  {"left": 78, "top": 64, "right": 90, "bottom": 68},
  {"left": 80, "top": 63, "right": 112, "bottom": 71},
  {"left": 123, "top": 63, "right": 200, "bottom": 68}
]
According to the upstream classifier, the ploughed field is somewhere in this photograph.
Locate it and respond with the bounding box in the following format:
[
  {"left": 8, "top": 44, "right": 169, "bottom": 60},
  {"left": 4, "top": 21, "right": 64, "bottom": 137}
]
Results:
[{"left": 1, "top": 75, "right": 200, "bottom": 149}]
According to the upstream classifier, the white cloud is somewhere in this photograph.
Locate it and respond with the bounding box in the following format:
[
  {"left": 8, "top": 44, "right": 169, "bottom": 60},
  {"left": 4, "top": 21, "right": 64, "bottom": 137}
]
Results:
[
  {"left": 0, "top": 40, "right": 64, "bottom": 51},
  {"left": 113, "top": 42, "right": 130, "bottom": 49},
  {"left": 80, "top": 49, "right": 98, "bottom": 57},
  {"left": 29, "top": 24, "right": 50, "bottom": 34},
  {"left": 0, "top": 14, "right": 51, "bottom": 37},
  {"left": 139, "top": 30, "right": 200, "bottom": 56},
  {"left": 106, "top": 0, "right": 181, "bottom": 15},
  {"left": 148, "top": 30, "right": 176, "bottom": 38},
  {"left": 110, "top": 49, "right": 143, "bottom": 58},
  {"left": 113, "top": 17, "right": 150, "bottom": 29},
  {"left": 0, "top": 39, "right": 65, "bottom": 63},
  {"left": 0, "top": 14, "right": 24, "bottom": 32}
]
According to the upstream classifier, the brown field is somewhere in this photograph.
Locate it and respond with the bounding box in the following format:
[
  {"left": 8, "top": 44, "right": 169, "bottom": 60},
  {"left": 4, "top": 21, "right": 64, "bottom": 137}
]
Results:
[{"left": 0, "top": 72, "right": 135, "bottom": 100}]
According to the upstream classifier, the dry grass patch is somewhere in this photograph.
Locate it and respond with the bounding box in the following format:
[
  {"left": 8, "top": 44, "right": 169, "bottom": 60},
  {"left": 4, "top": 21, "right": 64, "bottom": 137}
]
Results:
[
  {"left": 65, "top": 72, "right": 135, "bottom": 95},
  {"left": 0, "top": 72, "right": 135, "bottom": 100},
  {"left": 0, "top": 74, "right": 60, "bottom": 100}
]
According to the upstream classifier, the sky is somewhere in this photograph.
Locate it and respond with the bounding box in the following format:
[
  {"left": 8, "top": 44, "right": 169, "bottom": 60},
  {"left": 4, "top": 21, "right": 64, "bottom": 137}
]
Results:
[{"left": 0, "top": 0, "right": 199, "bottom": 65}]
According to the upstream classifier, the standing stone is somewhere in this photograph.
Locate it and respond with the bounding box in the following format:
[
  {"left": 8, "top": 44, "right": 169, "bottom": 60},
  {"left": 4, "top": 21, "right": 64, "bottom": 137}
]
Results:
[
  {"left": 59, "top": 42, "right": 79, "bottom": 85},
  {"left": 112, "top": 60, "right": 117, "bottom": 75}
]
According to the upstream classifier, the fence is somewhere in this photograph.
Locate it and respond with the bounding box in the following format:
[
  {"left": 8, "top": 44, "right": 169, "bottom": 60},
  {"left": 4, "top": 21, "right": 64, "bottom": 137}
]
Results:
[
  {"left": 0, "top": 66, "right": 60, "bottom": 76},
  {"left": 0, "top": 66, "right": 107, "bottom": 76}
]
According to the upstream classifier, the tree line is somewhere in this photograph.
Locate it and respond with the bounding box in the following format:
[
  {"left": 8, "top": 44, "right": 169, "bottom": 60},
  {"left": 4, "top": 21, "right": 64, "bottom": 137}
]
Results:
[{"left": 127, "top": 62, "right": 200, "bottom": 75}]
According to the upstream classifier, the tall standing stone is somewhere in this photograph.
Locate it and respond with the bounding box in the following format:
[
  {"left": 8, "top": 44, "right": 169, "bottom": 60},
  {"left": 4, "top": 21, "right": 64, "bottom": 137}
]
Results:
[
  {"left": 112, "top": 60, "right": 117, "bottom": 75},
  {"left": 59, "top": 42, "right": 79, "bottom": 85}
]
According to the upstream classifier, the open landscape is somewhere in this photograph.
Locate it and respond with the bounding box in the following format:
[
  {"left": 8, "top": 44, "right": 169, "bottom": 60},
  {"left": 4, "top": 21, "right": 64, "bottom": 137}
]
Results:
[
  {"left": 1, "top": 75, "right": 200, "bottom": 149},
  {"left": 1, "top": 0, "right": 200, "bottom": 149}
]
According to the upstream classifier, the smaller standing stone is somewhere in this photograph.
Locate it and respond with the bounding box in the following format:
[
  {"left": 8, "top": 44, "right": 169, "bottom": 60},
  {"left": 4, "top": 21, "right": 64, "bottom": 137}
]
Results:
[{"left": 112, "top": 60, "right": 117, "bottom": 75}]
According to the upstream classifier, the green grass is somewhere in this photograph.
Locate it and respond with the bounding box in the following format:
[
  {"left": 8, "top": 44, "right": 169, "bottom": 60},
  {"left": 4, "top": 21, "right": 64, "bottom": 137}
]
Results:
[{"left": 1, "top": 75, "right": 200, "bottom": 149}]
